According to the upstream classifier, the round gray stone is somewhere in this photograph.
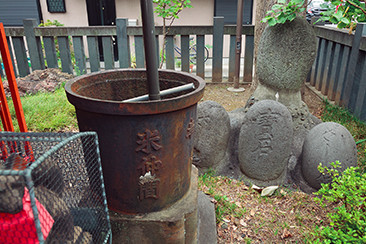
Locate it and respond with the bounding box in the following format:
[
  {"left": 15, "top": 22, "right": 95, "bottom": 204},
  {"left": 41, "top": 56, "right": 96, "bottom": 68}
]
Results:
[
  {"left": 238, "top": 100, "right": 293, "bottom": 181},
  {"left": 302, "top": 122, "right": 357, "bottom": 190},
  {"left": 257, "top": 17, "right": 317, "bottom": 91},
  {"left": 193, "top": 101, "right": 230, "bottom": 169}
]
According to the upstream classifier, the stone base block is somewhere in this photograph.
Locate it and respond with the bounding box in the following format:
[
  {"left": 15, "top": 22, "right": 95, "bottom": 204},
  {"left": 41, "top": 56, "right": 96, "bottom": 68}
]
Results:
[{"left": 110, "top": 166, "right": 199, "bottom": 244}]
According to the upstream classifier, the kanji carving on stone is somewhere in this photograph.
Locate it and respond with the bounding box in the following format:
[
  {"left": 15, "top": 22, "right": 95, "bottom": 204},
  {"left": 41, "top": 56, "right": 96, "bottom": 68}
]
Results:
[{"left": 252, "top": 111, "right": 280, "bottom": 158}]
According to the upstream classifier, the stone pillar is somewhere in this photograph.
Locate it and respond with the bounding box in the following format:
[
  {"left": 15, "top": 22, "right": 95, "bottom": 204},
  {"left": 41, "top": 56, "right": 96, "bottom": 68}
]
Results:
[{"left": 110, "top": 167, "right": 205, "bottom": 243}]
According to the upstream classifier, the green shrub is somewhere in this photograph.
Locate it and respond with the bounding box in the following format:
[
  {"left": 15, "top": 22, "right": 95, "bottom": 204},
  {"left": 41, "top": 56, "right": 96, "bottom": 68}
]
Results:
[
  {"left": 262, "top": 0, "right": 306, "bottom": 26},
  {"left": 313, "top": 162, "right": 366, "bottom": 243}
]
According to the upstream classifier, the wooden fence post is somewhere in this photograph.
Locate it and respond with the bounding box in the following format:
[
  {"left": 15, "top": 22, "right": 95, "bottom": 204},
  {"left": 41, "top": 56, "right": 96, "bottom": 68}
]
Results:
[
  {"left": 102, "top": 36, "right": 115, "bottom": 70},
  {"left": 73, "top": 36, "right": 87, "bottom": 75},
  {"left": 43, "top": 36, "right": 58, "bottom": 68},
  {"left": 315, "top": 38, "right": 327, "bottom": 91},
  {"left": 228, "top": 35, "right": 236, "bottom": 82},
  {"left": 334, "top": 45, "right": 350, "bottom": 105},
  {"left": 341, "top": 23, "right": 366, "bottom": 109},
  {"left": 87, "top": 36, "right": 101, "bottom": 72},
  {"left": 212, "top": 16, "right": 224, "bottom": 82},
  {"left": 23, "top": 19, "right": 45, "bottom": 71},
  {"left": 135, "top": 35, "right": 146, "bottom": 68},
  {"left": 327, "top": 43, "right": 342, "bottom": 101},
  {"left": 12, "top": 37, "right": 30, "bottom": 77},
  {"left": 116, "top": 18, "right": 130, "bottom": 68},
  {"left": 320, "top": 41, "right": 335, "bottom": 95},
  {"left": 58, "top": 36, "right": 73, "bottom": 74},
  {"left": 354, "top": 57, "right": 366, "bottom": 120},
  {"left": 165, "top": 35, "right": 174, "bottom": 70},
  {"left": 196, "top": 35, "right": 205, "bottom": 79},
  {"left": 181, "top": 35, "right": 190, "bottom": 72},
  {"left": 243, "top": 34, "right": 254, "bottom": 83},
  {"left": 6, "top": 37, "right": 18, "bottom": 77}
]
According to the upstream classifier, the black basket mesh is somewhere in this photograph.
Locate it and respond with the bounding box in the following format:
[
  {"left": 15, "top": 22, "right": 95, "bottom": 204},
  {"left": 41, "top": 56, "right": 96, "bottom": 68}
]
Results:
[{"left": 0, "top": 132, "right": 111, "bottom": 243}]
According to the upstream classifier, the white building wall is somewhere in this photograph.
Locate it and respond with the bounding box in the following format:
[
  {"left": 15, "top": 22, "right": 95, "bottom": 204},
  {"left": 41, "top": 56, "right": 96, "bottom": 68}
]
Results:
[{"left": 39, "top": 0, "right": 89, "bottom": 26}]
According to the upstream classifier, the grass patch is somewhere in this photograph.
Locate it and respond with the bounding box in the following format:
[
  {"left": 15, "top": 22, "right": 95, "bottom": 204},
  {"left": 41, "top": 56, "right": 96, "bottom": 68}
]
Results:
[
  {"left": 7, "top": 84, "right": 77, "bottom": 132},
  {"left": 321, "top": 100, "right": 366, "bottom": 172}
]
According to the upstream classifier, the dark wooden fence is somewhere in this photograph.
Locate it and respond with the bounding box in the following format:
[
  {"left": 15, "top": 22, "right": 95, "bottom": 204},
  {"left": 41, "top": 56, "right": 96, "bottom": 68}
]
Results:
[
  {"left": 1, "top": 17, "right": 254, "bottom": 83},
  {"left": 2, "top": 18, "right": 366, "bottom": 121},
  {"left": 308, "top": 23, "right": 366, "bottom": 121}
]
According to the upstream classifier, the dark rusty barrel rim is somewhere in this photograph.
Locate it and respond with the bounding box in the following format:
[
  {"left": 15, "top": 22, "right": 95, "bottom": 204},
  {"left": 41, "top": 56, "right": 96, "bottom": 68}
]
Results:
[{"left": 65, "top": 69, "right": 205, "bottom": 116}]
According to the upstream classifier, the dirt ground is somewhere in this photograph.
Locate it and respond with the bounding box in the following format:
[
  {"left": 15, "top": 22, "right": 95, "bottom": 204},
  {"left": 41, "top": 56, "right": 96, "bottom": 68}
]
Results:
[{"left": 201, "top": 83, "right": 324, "bottom": 117}]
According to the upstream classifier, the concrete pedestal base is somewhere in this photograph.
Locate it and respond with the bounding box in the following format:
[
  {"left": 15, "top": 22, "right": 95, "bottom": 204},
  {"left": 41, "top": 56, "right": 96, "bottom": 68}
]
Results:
[{"left": 110, "top": 166, "right": 213, "bottom": 243}]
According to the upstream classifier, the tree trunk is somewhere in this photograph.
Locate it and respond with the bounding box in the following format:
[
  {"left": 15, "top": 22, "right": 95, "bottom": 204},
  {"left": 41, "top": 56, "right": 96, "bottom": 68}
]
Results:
[
  {"left": 251, "top": 0, "right": 308, "bottom": 92},
  {"left": 251, "top": 0, "right": 277, "bottom": 92}
]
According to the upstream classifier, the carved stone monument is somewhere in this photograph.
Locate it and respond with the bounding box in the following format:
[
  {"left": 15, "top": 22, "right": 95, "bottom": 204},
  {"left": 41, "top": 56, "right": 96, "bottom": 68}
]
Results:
[
  {"left": 238, "top": 100, "right": 293, "bottom": 186},
  {"left": 193, "top": 101, "right": 230, "bottom": 171},
  {"left": 302, "top": 122, "right": 358, "bottom": 190},
  {"left": 193, "top": 17, "right": 358, "bottom": 191}
]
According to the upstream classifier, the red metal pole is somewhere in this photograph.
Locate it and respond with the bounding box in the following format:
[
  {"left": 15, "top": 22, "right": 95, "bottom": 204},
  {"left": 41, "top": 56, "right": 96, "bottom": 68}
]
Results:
[
  {"left": 0, "top": 74, "right": 13, "bottom": 131},
  {"left": 0, "top": 23, "right": 34, "bottom": 162},
  {"left": 0, "top": 22, "right": 28, "bottom": 132}
]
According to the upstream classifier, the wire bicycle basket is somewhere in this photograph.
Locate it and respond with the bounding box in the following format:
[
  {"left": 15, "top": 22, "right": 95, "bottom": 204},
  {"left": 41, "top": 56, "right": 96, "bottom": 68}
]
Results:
[{"left": 0, "top": 132, "right": 111, "bottom": 243}]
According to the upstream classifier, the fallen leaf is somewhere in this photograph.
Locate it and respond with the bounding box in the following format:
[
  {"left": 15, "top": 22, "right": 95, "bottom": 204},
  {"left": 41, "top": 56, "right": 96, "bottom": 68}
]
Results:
[
  {"left": 251, "top": 184, "right": 263, "bottom": 193},
  {"left": 250, "top": 208, "right": 256, "bottom": 216},
  {"left": 223, "top": 218, "right": 230, "bottom": 223},
  {"left": 281, "top": 228, "right": 292, "bottom": 239},
  {"left": 211, "top": 199, "right": 217, "bottom": 204},
  {"left": 261, "top": 185, "right": 279, "bottom": 197},
  {"left": 280, "top": 189, "right": 287, "bottom": 196},
  {"left": 240, "top": 219, "right": 247, "bottom": 227},
  {"left": 234, "top": 218, "right": 240, "bottom": 226}
]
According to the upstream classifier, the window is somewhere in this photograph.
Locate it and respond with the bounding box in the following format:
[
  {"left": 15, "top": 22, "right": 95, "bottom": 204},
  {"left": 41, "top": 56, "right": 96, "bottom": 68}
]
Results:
[
  {"left": 214, "top": 0, "right": 253, "bottom": 25},
  {"left": 47, "top": 0, "right": 66, "bottom": 13}
]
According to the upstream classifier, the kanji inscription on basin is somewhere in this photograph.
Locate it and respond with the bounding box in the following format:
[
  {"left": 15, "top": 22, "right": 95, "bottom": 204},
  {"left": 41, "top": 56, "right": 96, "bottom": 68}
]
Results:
[
  {"left": 186, "top": 118, "right": 195, "bottom": 139},
  {"left": 136, "top": 129, "right": 163, "bottom": 201},
  {"left": 136, "top": 129, "right": 163, "bottom": 154}
]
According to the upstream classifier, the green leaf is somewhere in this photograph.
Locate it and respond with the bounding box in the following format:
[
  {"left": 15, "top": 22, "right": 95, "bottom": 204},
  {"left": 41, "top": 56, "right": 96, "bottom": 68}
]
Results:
[
  {"left": 268, "top": 18, "right": 277, "bottom": 26},
  {"left": 278, "top": 0, "right": 286, "bottom": 4},
  {"left": 272, "top": 4, "right": 283, "bottom": 10},
  {"left": 332, "top": 0, "right": 343, "bottom": 5},
  {"left": 333, "top": 11, "right": 343, "bottom": 21},
  {"left": 288, "top": 13, "right": 297, "bottom": 21},
  {"left": 337, "top": 22, "right": 348, "bottom": 29},
  {"left": 278, "top": 16, "right": 287, "bottom": 24},
  {"left": 262, "top": 16, "right": 272, "bottom": 23},
  {"left": 340, "top": 17, "right": 351, "bottom": 25},
  {"left": 292, "top": 0, "right": 304, "bottom": 5}
]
